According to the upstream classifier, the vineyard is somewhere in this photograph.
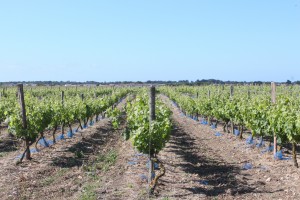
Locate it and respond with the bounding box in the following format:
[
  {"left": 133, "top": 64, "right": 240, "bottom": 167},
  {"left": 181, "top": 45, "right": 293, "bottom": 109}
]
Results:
[
  {"left": 0, "top": 84, "right": 300, "bottom": 199},
  {"left": 160, "top": 84, "right": 300, "bottom": 166}
]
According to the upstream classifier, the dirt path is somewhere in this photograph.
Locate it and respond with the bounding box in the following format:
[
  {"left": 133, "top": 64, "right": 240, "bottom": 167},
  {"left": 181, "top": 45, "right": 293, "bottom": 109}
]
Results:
[
  {"left": 0, "top": 97, "right": 149, "bottom": 200},
  {"left": 94, "top": 99, "right": 149, "bottom": 200},
  {"left": 95, "top": 134, "right": 149, "bottom": 200},
  {"left": 0, "top": 117, "right": 117, "bottom": 200},
  {"left": 154, "top": 95, "right": 300, "bottom": 199},
  {"left": 2, "top": 94, "right": 299, "bottom": 199}
]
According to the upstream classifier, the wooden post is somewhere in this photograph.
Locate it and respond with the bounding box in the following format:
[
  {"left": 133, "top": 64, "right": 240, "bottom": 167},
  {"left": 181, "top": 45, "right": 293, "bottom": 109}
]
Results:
[
  {"left": 149, "top": 86, "right": 156, "bottom": 121},
  {"left": 239, "top": 89, "right": 250, "bottom": 139},
  {"left": 18, "top": 84, "right": 27, "bottom": 130},
  {"left": 149, "top": 85, "right": 155, "bottom": 194},
  {"left": 61, "top": 91, "right": 64, "bottom": 105},
  {"left": 247, "top": 89, "right": 250, "bottom": 99},
  {"left": 61, "top": 91, "right": 65, "bottom": 136},
  {"left": 17, "top": 84, "right": 31, "bottom": 160},
  {"left": 196, "top": 92, "right": 199, "bottom": 120},
  {"left": 271, "top": 82, "right": 277, "bottom": 157},
  {"left": 1, "top": 87, "right": 4, "bottom": 98},
  {"left": 230, "top": 85, "right": 234, "bottom": 134},
  {"left": 207, "top": 90, "right": 211, "bottom": 124}
]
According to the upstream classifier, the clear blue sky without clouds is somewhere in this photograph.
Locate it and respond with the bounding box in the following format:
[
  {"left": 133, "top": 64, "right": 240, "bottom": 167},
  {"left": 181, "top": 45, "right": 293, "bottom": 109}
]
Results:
[{"left": 0, "top": 0, "right": 299, "bottom": 82}]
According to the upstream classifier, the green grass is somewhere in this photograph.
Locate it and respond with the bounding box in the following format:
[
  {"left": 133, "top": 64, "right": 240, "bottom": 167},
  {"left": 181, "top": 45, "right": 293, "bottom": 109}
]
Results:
[
  {"left": 0, "top": 152, "right": 8, "bottom": 157},
  {"left": 80, "top": 184, "right": 97, "bottom": 200},
  {"left": 80, "top": 150, "right": 118, "bottom": 199},
  {"left": 96, "top": 150, "right": 117, "bottom": 171},
  {"left": 41, "top": 168, "right": 68, "bottom": 186},
  {"left": 74, "top": 150, "right": 84, "bottom": 159},
  {"left": 41, "top": 176, "right": 55, "bottom": 186},
  {"left": 83, "top": 150, "right": 118, "bottom": 173}
]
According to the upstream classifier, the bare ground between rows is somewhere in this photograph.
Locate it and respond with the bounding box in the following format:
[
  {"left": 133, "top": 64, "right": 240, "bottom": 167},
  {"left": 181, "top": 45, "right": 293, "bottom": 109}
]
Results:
[
  {"left": 154, "top": 95, "right": 300, "bottom": 200},
  {"left": 95, "top": 132, "right": 149, "bottom": 200},
  {"left": 0, "top": 96, "right": 150, "bottom": 200},
  {"left": 0, "top": 118, "right": 114, "bottom": 199}
]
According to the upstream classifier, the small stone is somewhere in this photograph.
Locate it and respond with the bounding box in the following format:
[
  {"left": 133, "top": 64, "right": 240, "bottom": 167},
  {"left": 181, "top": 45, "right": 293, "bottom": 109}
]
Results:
[
  {"left": 198, "top": 193, "right": 206, "bottom": 198},
  {"left": 70, "top": 185, "right": 78, "bottom": 191},
  {"left": 266, "top": 177, "right": 271, "bottom": 182},
  {"left": 226, "top": 188, "right": 232, "bottom": 194},
  {"left": 100, "top": 190, "right": 107, "bottom": 194}
]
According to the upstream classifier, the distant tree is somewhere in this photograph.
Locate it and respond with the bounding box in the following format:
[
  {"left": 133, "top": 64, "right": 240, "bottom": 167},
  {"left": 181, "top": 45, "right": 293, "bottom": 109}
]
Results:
[{"left": 286, "top": 80, "right": 292, "bottom": 85}]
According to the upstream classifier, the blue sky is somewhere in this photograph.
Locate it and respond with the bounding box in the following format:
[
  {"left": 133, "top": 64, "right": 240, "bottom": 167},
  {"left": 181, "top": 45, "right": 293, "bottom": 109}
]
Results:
[{"left": 0, "top": 0, "right": 299, "bottom": 82}]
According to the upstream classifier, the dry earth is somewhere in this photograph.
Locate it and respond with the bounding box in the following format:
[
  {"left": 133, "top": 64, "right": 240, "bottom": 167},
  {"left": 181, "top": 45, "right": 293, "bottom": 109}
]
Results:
[
  {"left": 154, "top": 95, "right": 300, "bottom": 200},
  {"left": 0, "top": 95, "right": 300, "bottom": 200}
]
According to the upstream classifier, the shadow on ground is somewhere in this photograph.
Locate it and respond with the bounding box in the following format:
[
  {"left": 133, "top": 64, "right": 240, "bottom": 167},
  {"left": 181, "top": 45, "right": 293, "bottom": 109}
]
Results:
[
  {"left": 51, "top": 123, "right": 115, "bottom": 168},
  {"left": 160, "top": 121, "right": 283, "bottom": 198},
  {"left": 0, "top": 134, "right": 18, "bottom": 153}
]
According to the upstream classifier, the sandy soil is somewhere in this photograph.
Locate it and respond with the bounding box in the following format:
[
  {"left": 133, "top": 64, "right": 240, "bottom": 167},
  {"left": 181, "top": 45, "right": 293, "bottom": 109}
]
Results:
[
  {"left": 0, "top": 97, "right": 150, "bottom": 200},
  {"left": 1, "top": 95, "right": 300, "bottom": 200},
  {"left": 154, "top": 95, "right": 300, "bottom": 200}
]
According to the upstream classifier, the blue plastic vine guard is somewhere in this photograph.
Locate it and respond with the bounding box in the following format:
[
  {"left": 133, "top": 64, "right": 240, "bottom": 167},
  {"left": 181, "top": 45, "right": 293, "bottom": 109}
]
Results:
[
  {"left": 128, "top": 161, "right": 137, "bottom": 165},
  {"left": 151, "top": 172, "right": 155, "bottom": 179},
  {"left": 139, "top": 174, "right": 147, "bottom": 182},
  {"left": 242, "top": 163, "right": 252, "bottom": 170},
  {"left": 274, "top": 150, "right": 283, "bottom": 160},
  {"left": 67, "top": 131, "right": 73, "bottom": 138},
  {"left": 146, "top": 160, "right": 159, "bottom": 170},
  {"left": 47, "top": 140, "right": 54, "bottom": 145},
  {"left": 198, "top": 180, "right": 208, "bottom": 185},
  {"left": 56, "top": 134, "right": 65, "bottom": 141},
  {"left": 256, "top": 137, "right": 264, "bottom": 148},
  {"left": 215, "top": 132, "right": 222, "bottom": 137},
  {"left": 30, "top": 148, "right": 39, "bottom": 153},
  {"left": 234, "top": 129, "right": 240, "bottom": 136},
  {"left": 261, "top": 145, "right": 273, "bottom": 154},
  {"left": 246, "top": 136, "right": 254, "bottom": 144},
  {"left": 38, "top": 138, "right": 49, "bottom": 147}
]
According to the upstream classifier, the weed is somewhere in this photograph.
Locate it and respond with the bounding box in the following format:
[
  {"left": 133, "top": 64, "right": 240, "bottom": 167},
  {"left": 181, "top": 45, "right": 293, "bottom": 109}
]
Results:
[
  {"left": 80, "top": 184, "right": 97, "bottom": 200},
  {"left": 0, "top": 152, "right": 8, "bottom": 157},
  {"left": 96, "top": 150, "right": 117, "bottom": 172},
  {"left": 57, "top": 168, "right": 68, "bottom": 176},
  {"left": 40, "top": 168, "right": 68, "bottom": 186},
  {"left": 138, "top": 188, "right": 148, "bottom": 198},
  {"left": 41, "top": 176, "right": 55, "bottom": 186},
  {"left": 75, "top": 150, "right": 84, "bottom": 159}
]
